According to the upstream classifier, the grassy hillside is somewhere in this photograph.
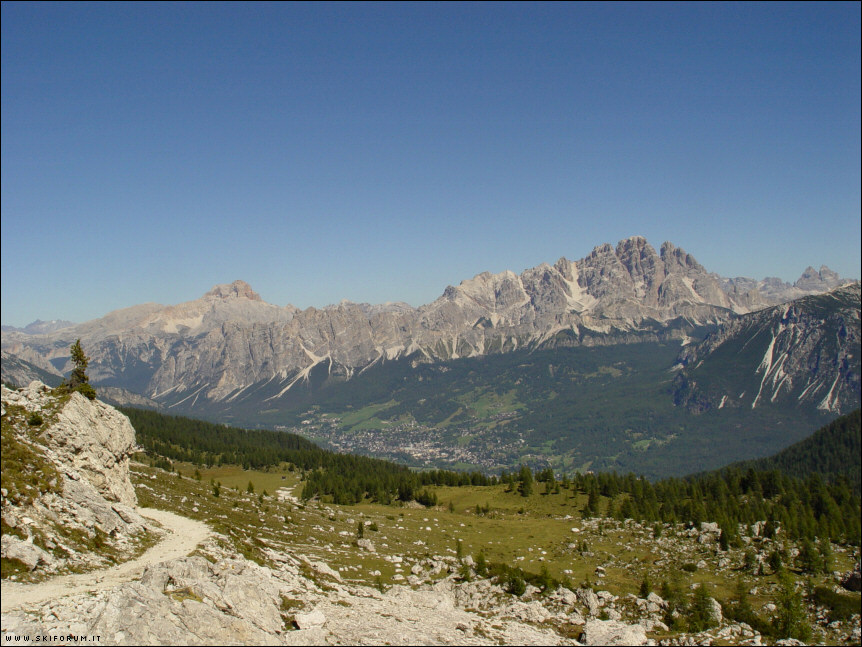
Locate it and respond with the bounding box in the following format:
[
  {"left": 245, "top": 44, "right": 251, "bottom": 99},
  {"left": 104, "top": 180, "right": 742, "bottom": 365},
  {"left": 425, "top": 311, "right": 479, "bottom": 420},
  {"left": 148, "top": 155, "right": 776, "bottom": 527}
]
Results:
[{"left": 127, "top": 406, "right": 860, "bottom": 547}]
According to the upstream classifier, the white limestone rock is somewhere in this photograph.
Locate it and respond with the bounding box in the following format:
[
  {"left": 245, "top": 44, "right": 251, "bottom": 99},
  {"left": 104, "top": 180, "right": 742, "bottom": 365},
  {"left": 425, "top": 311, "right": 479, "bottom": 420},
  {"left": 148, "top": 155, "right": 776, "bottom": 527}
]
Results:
[
  {"left": 1, "top": 534, "right": 55, "bottom": 570},
  {"left": 582, "top": 618, "right": 649, "bottom": 645}
]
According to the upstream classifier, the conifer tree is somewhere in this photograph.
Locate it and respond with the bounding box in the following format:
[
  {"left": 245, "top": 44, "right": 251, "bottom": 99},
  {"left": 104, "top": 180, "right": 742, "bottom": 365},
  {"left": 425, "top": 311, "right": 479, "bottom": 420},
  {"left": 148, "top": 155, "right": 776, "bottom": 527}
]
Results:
[
  {"left": 773, "top": 572, "right": 811, "bottom": 641},
  {"left": 518, "top": 465, "right": 533, "bottom": 497},
  {"left": 66, "top": 339, "right": 96, "bottom": 399}
]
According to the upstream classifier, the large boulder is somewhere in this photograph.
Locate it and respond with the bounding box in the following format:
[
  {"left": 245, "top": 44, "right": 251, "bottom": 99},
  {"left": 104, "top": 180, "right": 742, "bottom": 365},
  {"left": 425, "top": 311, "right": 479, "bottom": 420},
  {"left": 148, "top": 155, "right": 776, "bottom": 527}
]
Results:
[{"left": 582, "top": 618, "right": 649, "bottom": 645}]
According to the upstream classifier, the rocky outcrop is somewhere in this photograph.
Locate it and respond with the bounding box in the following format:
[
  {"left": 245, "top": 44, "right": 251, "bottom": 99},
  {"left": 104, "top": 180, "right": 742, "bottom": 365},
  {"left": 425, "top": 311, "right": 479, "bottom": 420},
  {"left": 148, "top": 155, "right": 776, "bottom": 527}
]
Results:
[
  {"left": 1, "top": 382, "right": 149, "bottom": 577},
  {"left": 42, "top": 388, "right": 138, "bottom": 506},
  {"left": 582, "top": 618, "right": 649, "bottom": 645}
]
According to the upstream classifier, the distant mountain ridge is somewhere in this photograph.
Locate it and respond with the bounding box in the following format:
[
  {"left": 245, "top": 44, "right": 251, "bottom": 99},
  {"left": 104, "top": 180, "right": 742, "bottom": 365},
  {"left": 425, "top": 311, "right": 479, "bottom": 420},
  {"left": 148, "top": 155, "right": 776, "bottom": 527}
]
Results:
[
  {"left": 1, "top": 319, "right": 76, "bottom": 335},
  {"left": 1, "top": 237, "right": 856, "bottom": 414},
  {"left": 673, "top": 284, "right": 861, "bottom": 414},
  {"left": 717, "top": 265, "right": 847, "bottom": 311}
]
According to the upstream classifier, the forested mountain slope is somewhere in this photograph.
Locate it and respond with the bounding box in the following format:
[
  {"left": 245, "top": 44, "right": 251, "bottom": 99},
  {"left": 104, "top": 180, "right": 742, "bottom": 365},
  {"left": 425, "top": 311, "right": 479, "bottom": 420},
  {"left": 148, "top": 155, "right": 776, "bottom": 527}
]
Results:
[{"left": 724, "top": 409, "right": 861, "bottom": 494}]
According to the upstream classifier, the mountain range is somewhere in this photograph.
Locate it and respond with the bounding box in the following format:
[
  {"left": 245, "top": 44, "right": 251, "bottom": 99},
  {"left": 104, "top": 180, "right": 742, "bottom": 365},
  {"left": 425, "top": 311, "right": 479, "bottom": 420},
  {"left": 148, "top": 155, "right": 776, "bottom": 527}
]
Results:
[
  {"left": 2, "top": 236, "right": 858, "bottom": 475},
  {"left": 1, "top": 237, "right": 853, "bottom": 406}
]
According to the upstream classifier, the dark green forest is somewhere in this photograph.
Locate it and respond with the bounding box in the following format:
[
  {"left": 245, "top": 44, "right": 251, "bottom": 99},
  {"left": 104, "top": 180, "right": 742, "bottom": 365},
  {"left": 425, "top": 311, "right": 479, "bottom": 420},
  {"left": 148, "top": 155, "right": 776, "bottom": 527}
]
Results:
[
  {"left": 219, "top": 342, "right": 836, "bottom": 478},
  {"left": 725, "top": 410, "right": 861, "bottom": 495}
]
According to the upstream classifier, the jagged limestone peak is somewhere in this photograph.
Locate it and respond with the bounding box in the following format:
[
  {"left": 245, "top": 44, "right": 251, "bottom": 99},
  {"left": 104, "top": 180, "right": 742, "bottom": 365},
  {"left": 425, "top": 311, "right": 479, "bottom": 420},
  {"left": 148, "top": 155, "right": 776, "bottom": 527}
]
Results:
[{"left": 204, "top": 280, "right": 262, "bottom": 301}]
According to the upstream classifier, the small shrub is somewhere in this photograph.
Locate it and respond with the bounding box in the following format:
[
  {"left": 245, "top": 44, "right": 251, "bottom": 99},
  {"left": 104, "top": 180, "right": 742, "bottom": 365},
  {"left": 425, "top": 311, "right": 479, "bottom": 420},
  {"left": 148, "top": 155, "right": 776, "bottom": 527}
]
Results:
[
  {"left": 73, "top": 383, "right": 97, "bottom": 400},
  {"left": 507, "top": 573, "right": 526, "bottom": 596},
  {"left": 639, "top": 575, "right": 651, "bottom": 598},
  {"left": 27, "top": 412, "right": 43, "bottom": 426},
  {"left": 475, "top": 551, "right": 488, "bottom": 577},
  {"left": 687, "top": 585, "right": 717, "bottom": 632},
  {"left": 773, "top": 572, "right": 811, "bottom": 641},
  {"left": 535, "top": 565, "right": 554, "bottom": 593},
  {"left": 725, "top": 579, "right": 771, "bottom": 636}
]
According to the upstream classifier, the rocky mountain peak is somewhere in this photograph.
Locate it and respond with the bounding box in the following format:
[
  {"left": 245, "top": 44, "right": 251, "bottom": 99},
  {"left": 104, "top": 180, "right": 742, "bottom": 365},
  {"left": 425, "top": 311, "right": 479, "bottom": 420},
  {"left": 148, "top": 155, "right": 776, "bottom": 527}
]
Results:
[
  {"left": 204, "top": 280, "right": 261, "bottom": 301},
  {"left": 615, "top": 237, "right": 662, "bottom": 282},
  {"left": 586, "top": 242, "right": 616, "bottom": 260},
  {"left": 617, "top": 235, "right": 651, "bottom": 251},
  {"left": 795, "top": 265, "right": 843, "bottom": 292},
  {"left": 659, "top": 242, "right": 704, "bottom": 273},
  {"left": 1, "top": 236, "right": 855, "bottom": 414}
]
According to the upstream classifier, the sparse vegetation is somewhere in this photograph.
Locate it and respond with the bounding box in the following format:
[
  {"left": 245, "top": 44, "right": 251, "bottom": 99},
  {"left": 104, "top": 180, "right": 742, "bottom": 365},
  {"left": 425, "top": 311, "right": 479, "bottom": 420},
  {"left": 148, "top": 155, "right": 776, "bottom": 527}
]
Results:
[{"left": 1, "top": 404, "right": 63, "bottom": 506}]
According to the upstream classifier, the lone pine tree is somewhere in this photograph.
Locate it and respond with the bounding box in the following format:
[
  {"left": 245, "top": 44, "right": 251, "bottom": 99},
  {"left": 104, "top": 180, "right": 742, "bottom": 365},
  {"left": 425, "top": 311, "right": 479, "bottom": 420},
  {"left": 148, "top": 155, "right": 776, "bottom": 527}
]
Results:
[{"left": 67, "top": 339, "right": 96, "bottom": 400}]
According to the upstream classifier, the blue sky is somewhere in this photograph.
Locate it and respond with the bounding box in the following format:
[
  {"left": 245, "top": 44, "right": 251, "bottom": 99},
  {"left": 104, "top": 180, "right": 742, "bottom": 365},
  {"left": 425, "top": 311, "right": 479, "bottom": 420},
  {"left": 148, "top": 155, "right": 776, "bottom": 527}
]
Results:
[{"left": 2, "top": 2, "right": 860, "bottom": 327}]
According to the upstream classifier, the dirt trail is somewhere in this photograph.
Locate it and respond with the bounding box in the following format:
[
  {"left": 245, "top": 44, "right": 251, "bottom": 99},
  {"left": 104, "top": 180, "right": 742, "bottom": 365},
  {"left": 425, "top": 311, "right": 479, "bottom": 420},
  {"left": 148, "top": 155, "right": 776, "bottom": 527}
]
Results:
[{"left": 1, "top": 508, "right": 211, "bottom": 613}]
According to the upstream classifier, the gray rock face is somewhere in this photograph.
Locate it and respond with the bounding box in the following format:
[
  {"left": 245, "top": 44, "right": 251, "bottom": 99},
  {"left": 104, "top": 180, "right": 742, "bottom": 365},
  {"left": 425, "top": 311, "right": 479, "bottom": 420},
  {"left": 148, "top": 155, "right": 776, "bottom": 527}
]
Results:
[
  {"left": 577, "top": 587, "right": 601, "bottom": 616},
  {"left": 1, "top": 534, "right": 55, "bottom": 571},
  {"left": 43, "top": 391, "right": 138, "bottom": 506},
  {"left": 0, "top": 382, "right": 148, "bottom": 575},
  {"left": 2, "top": 239, "right": 854, "bottom": 414},
  {"left": 1, "top": 550, "right": 590, "bottom": 645}
]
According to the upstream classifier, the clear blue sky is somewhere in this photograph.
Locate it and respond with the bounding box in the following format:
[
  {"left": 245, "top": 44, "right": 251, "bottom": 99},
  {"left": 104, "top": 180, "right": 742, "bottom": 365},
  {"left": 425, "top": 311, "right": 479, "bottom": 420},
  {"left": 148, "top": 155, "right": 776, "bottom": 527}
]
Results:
[{"left": 2, "top": 2, "right": 859, "bottom": 327}]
